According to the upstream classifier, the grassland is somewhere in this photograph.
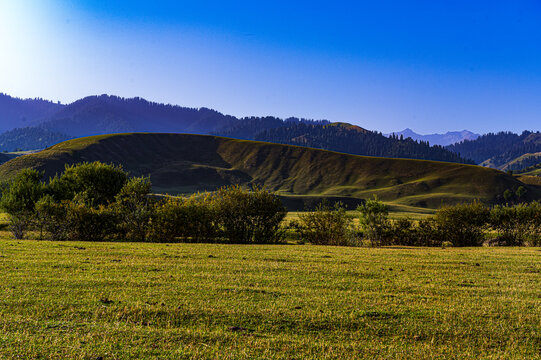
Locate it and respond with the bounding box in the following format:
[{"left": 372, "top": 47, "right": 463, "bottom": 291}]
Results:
[
  {"left": 0, "top": 238, "right": 539, "bottom": 359},
  {"left": 0, "top": 133, "right": 537, "bottom": 209}
]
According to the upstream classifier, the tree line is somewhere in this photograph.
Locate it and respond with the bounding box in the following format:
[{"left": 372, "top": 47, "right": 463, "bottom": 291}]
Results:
[
  {"left": 290, "top": 199, "right": 541, "bottom": 247},
  {"left": 254, "top": 123, "right": 474, "bottom": 164}
]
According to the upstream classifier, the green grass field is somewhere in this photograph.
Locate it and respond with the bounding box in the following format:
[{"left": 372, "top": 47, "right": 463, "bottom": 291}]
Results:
[{"left": 0, "top": 238, "right": 539, "bottom": 359}]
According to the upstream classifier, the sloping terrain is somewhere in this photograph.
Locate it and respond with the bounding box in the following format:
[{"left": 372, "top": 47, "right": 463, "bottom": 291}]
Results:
[
  {"left": 0, "top": 127, "right": 71, "bottom": 152},
  {"left": 448, "top": 131, "right": 541, "bottom": 168},
  {"left": 38, "top": 95, "right": 237, "bottom": 137},
  {"left": 0, "top": 133, "right": 537, "bottom": 208},
  {"left": 251, "top": 122, "right": 473, "bottom": 164},
  {"left": 0, "top": 94, "right": 64, "bottom": 133},
  {"left": 523, "top": 167, "right": 541, "bottom": 176},
  {"left": 498, "top": 152, "right": 541, "bottom": 172}
]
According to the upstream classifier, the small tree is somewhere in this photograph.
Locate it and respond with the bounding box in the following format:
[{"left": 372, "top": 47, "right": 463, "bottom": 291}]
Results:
[
  {"left": 416, "top": 217, "right": 442, "bottom": 247},
  {"left": 357, "top": 198, "right": 390, "bottom": 246},
  {"left": 64, "top": 198, "right": 118, "bottom": 241},
  {"left": 526, "top": 201, "right": 541, "bottom": 246},
  {"left": 503, "top": 189, "right": 514, "bottom": 204},
  {"left": 388, "top": 218, "right": 416, "bottom": 246},
  {"left": 490, "top": 205, "right": 525, "bottom": 246}
]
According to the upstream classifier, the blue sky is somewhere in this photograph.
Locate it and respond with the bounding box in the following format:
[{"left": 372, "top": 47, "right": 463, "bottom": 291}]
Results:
[{"left": 1, "top": 0, "right": 540, "bottom": 133}]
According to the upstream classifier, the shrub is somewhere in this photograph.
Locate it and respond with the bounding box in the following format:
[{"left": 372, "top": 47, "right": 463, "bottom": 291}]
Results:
[
  {"left": 415, "top": 217, "right": 443, "bottom": 247},
  {"left": 214, "top": 185, "right": 286, "bottom": 244},
  {"left": 489, "top": 204, "right": 529, "bottom": 246},
  {"left": 386, "top": 217, "right": 443, "bottom": 247},
  {"left": 47, "top": 162, "right": 128, "bottom": 206},
  {"left": 8, "top": 214, "right": 31, "bottom": 240},
  {"left": 113, "top": 177, "right": 154, "bottom": 241},
  {"left": 519, "top": 201, "right": 541, "bottom": 246},
  {"left": 0, "top": 169, "right": 45, "bottom": 239},
  {"left": 181, "top": 194, "right": 218, "bottom": 242},
  {"left": 298, "top": 202, "right": 356, "bottom": 246},
  {"left": 388, "top": 218, "right": 416, "bottom": 246},
  {"left": 35, "top": 195, "right": 69, "bottom": 241},
  {"left": 434, "top": 201, "right": 489, "bottom": 247},
  {"left": 357, "top": 198, "right": 390, "bottom": 246},
  {"left": 64, "top": 200, "right": 119, "bottom": 241},
  {"left": 148, "top": 195, "right": 218, "bottom": 243}
]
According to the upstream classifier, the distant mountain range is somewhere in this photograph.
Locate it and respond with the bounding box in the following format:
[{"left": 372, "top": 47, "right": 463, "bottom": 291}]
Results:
[
  {"left": 0, "top": 93, "right": 63, "bottom": 133},
  {"left": 0, "top": 93, "right": 473, "bottom": 164},
  {"left": 446, "top": 131, "right": 541, "bottom": 171},
  {"left": 386, "top": 128, "right": 480, "bottom": 146},
  {"left": 1, "top": 93, "right": 539, "bottom": 172}
]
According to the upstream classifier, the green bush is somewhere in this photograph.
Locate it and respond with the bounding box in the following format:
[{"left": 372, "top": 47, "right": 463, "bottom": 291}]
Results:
[
  {"left": 35, "top": 195, "right": 69, "bottom": 241},
  {"left": 181, "top": 194, "right": 218, "bottom": 242},
  {"left": 214, "top": 185, "right": 286, "bottom": 244},
  {"left": 64, "top": 200, "right": 119, "bottom": 242},
  {"left": 0, "top": 169, "right": 45, "bottom": 239},
  {"left": 388, "top": 218, "right": 416, "bottom": 246},
  {"left": 357, "top": 198, "right": 390, "bottom": 246},
  {"left": 47, "top": 162, "right": 128, "bottom": 206},
  {"left": 148, "top": 195, "right": 217, "bottom": 243},
  {"left": 489, "top": 204, "right": 529, "bottom": 246},
  {"left": 435, "top": 201, "right": 489, "bottom": 247},
  {"left": 113, "top": 177, "right": 154, "bottom": 241},
  {"left": 527, "top": 201, "right": 541, "bottom": 246},
  {"left": 415, "top": 217, "right": 443, "bottom": 247},
  {"left": 384, "top": 217, "right": 443, "bottom": 247},
  {"left": 298, "top": 202, "right": 356, "bottom": 246}
]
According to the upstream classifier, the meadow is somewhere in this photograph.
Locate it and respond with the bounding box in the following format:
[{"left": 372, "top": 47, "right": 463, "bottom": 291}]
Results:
[{"left": 0, "top": 238, "right": 539, "bottom": 359}]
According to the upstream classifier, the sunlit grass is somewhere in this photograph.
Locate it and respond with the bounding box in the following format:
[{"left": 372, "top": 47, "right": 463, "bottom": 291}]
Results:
[{"left": 0, "top": 238, "right": 539, "bottom": 359}]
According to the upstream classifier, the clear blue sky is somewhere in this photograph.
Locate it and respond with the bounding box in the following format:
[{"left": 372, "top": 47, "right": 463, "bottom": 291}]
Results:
[{"left": 1, "top": 0, "right": 540, "bottom": 134}]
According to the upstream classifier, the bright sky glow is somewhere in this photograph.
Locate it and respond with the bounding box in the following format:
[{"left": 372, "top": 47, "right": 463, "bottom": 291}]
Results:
[{"left": 1, "top": 0, "right": 540, "bottom": 133}]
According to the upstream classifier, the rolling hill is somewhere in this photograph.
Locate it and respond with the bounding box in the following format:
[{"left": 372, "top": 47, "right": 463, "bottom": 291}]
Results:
[{"left": 0, "top": 133, "right": 536, "bottom": 209}]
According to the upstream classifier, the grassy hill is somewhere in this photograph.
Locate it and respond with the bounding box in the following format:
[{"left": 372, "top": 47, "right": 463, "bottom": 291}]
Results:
[{"left": 0, "top": 133, "right": 537, "bottom": 208}]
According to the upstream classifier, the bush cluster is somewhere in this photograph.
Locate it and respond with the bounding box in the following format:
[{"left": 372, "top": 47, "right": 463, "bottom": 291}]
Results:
[
  {"left": 357, "top": 200, "right": 541, "bottom": 247},
  {"left": 295, "top": 202, "right": 357, "bottom": 246},
  {"left": 290, "top": 198, "right": 541, "bottom": 247},
  {"left": 0, "top": 162, "right": 286, "bottom": 243}
]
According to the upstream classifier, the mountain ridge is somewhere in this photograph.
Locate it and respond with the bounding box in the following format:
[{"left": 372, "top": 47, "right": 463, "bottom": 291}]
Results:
[
  {"left": 386, "top": 128, "right": 480, "bottom": 146},
  {"left": 0, "top": 93, "right": 473, "bottom": 164}
]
